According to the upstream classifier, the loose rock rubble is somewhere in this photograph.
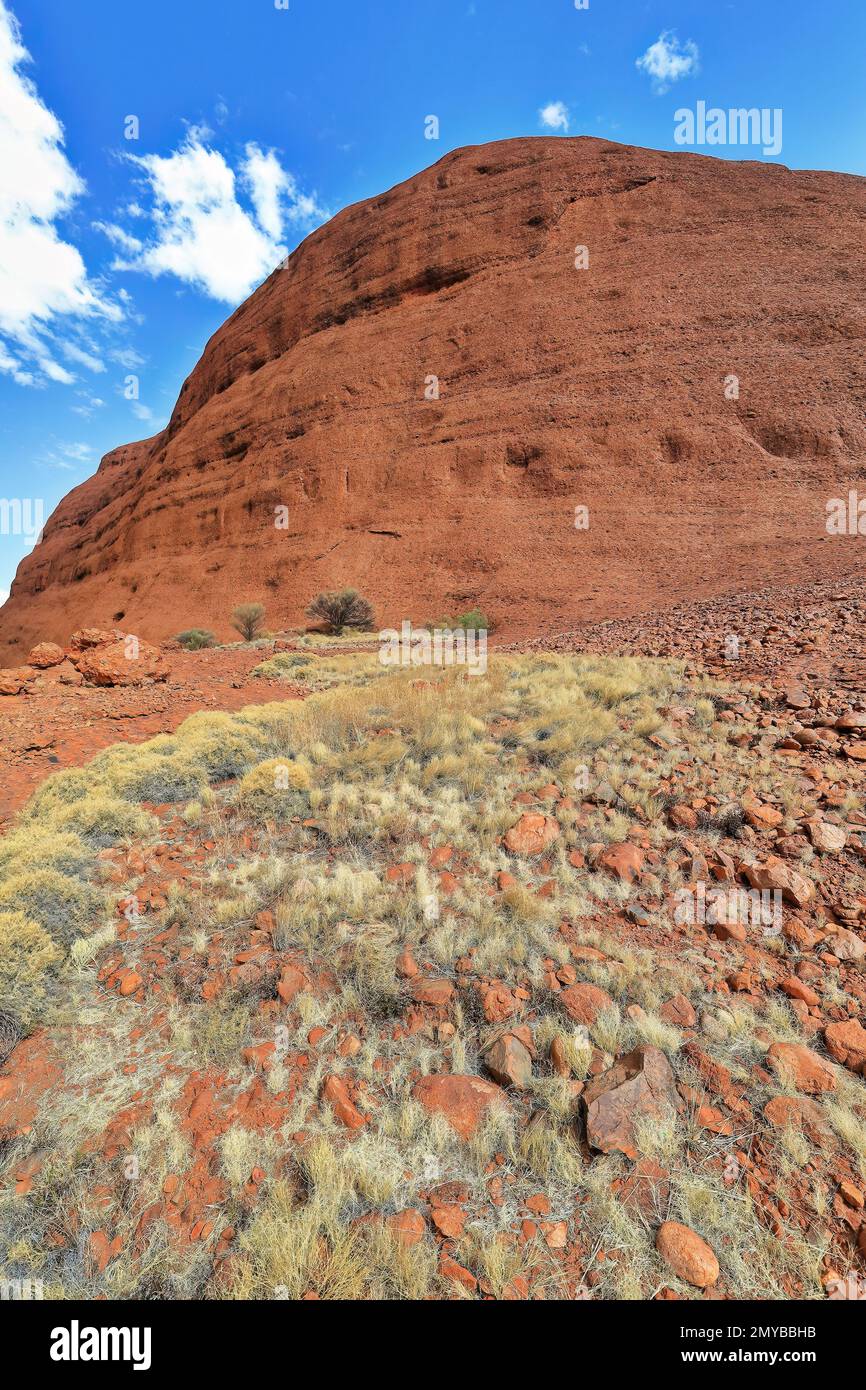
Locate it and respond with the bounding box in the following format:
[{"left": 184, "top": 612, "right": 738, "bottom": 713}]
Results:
[{"left": 0, "top": 586, "right": 863, "bottom": 1302}]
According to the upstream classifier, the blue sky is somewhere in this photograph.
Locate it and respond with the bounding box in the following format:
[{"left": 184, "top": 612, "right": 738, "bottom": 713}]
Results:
[{"left": 1, "top": 0, "right": 863, "bottom": 601}]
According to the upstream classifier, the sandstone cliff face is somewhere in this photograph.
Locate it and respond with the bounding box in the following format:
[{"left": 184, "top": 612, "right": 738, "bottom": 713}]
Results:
[{"left": 2, "top": 135, "right": 865, "bottom": 659}]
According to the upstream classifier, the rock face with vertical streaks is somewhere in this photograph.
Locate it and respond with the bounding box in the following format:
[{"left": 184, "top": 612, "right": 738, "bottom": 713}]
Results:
[{"left": 2, "top": 136, "right": 865, "bottom": 660}]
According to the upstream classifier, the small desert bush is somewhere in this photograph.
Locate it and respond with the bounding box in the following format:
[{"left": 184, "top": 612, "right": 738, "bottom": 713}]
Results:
[
  {"left": 172, "top": 710, "right": 269, "bottom": 780},
  {"left": 175, "top": 629, "right": 217, "bottom": 651},
  {"left": 236, "top": 757, "right": 313, "bottom": 823},
  {"left": 0, "top": 868, "right": 105, "bottom": 945},
  {"left": 0, "top": 910, "right": 61, "bottom": 1033},
  {"left": 51, "top": 796, "right": 157, "bottom": 847},
  {"left": 0, "top": 827, "right": 91, "bottom": 880},
  {"left": 252, "top": 650, "right": 385, "bottom": 691},
  {"left": 231, "top": 603, "right": 266, "bottom": 642},
  {"left": 104, "top": 747, "right": 208, "bottom": 805},
  {"left": 306, "top": 588, "right": 375, "bottom": 635},
  {"left": 428, "top": 607, "right": 493, "bottom": 633}
]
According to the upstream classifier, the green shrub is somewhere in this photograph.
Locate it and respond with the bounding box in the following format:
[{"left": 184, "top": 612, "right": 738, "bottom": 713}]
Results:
[
  {"left": 176, "top": 629, "right": 218, "bottom": 650},
  {"left": 429, "top": 608, "right": 492, "bottom": 632}
]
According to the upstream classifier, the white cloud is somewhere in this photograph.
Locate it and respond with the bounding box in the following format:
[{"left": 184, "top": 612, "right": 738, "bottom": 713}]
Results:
[
  {"left": 114, "top": 132, "right": 329, "bottom": 304},
  {"left": 92, "top": 219, "right": 144, "bottom": 255},
  {"left": 636, "top": 31, "right": 699, "bottom": 94},
  {"left": 0, "top": 1, "right": 121, "bottom": 383},
  {"left": 0, "top": 588, "right": 8, "bottom": 607},
  {"left": 0, "top": 338, "right": 33, "bottom": 384},
  {"left": 539, "top": 100, "right": 570, "bottom": 133},
  {"left": 60, "top": 340, "right": 105, "bottom": 373},
  {"left": 110, "top": 345, "right": 145, "bottom": 370},
  {"left": 37, "top": 355, "right": 74, "bottom": 384},
  {"left": 71, "top": 393, "right": 105, "bottom": 418},
  {"left": 59, "top": 441, "right": 93, "bottom": 461},
  {"left": 242, "top": 144, "right": 289, "bottom": 239}
]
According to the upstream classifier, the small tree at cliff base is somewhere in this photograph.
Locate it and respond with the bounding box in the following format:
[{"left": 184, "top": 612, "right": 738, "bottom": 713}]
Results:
[
  {"left": 306, "top": 588, "right": 374, "bottom": 635},
  {"left": 231, "top": 603, "right": 266, "bottom": 642}
]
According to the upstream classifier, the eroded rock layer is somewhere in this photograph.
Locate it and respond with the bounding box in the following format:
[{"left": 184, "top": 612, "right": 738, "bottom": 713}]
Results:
[{"left": 2, "top": 135, "right": 865, "bottom": 658}]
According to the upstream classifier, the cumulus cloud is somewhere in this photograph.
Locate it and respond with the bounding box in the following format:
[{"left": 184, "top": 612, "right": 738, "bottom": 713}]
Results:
[
  {"left": 0, "top": 588, "right": 8, "bottom": 607},
  {"left": 112, "top": 132, "right": 329, "bottom": 304},
  {"left": 539, "top": 101, "right": 570, "bottom": 133},
  {"left": 636, "top": 30, "right": 699, "bottom": 94},
  {"left": 0, "top": 1, "right": 120, "bottom": 384}
]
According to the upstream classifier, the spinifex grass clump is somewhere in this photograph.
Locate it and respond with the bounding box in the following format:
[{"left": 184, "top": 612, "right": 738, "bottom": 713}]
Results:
[
  {"left": 4, "top": 648, "right": 852, "bottom": 1302},
  {"left": 0, "top": 868, "right": 106, "bottom": 945},
  {"left": 0, "top": 911, "right": 61, "bottom": 1037},
  {"left": 252, "top": 649, "right": 386, "bottom": 690},
  {"left": 237, "top": 757, "right": 313, "bottom": 823}
]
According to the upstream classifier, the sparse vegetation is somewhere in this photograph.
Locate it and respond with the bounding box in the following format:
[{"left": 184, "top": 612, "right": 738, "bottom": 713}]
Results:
[
  {"left": 0, "top": 643, "right": 862, "bottom": 1304},
  {"left": 306, "top": 587, "right": 375, "bottom": 635},
  {"left": 176, "top": 629, "right": 218, "bottom": 650},
  {"left": 0, "top": 911, "right": 60, "bottom": 1035},
  {"left": 428, "top": 607, "right": 493, "bottom": 632},
  {"left": 231, "top": 602, "right": 266, "bottom": 642}
]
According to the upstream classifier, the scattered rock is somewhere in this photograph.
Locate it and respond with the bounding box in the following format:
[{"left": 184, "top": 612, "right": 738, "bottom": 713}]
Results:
[
  {"left": 560, "top": 981, "right": 614, "bottom": 1026},
  {"left": 503, "top": 813, "right": 560, "bottom": 856},
  {"left": 413, "top": 1073, "right": 507, "bottom": 1140},
  {"left": 27, "top": 642, "right": 65, "bottom": 668},
  {"left": 744, "top": 857, "right": 814, "bottom": 908},
  {"left": 0, "top": 667, "right": 33, "bottom": 696},
  {"left": 387, "top": 1208, "right": 426, "bottom": 1247},
  {"left": 322, "top": 1074, "right": 366, "bottom": 1130},
  {"left": 656, "top": 1221, "right": 719, "bottom": 1288},
  {"left": 766, "top": 1042, "right": 837, "bottom": 1094},
  {"left": 74, "top": 638, "right": 169, "bottom": 688},
  {"left": 70, "top": 628, "right": 116, "bottom": 651},
  {"left": 597, "top": 842, "right": 644, "bottom": 883},
  {"left": 484, "top": 1033, "right": 533, "bottom": 1089},
  {"left": 824, "top": 1020, "right": 866, "bottom": 1073},
  {"left": 806, "top": 820, "right": 847, "bottom": 853},
  {"left": 411, "top": 978, "right": 455, "bottom": 1007},
  {"left": 660, "top": 994, "right": 697, "bottom": 1028},
  {"left": 826, "top": 928, "right": 865, "bottom": 963},
  {"left": 277, "top": 963, "right": 311, "bottom": 1003},
  {"left": 763, "top": 1095, "right": 834, "bottom": 1146},
  {"left": 584, "top": 1046, "right": 682, "bottom": 1159}
]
